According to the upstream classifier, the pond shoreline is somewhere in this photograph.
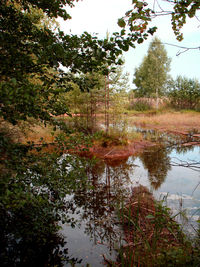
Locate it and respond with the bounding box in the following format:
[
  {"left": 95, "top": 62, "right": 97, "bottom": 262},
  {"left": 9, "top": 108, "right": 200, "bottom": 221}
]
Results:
[
  {"left": 78, "top": 140, "right": 155, "bottom": 161},
  {"left": 112, "top": 185, "right": 200, "bottom": 267}
]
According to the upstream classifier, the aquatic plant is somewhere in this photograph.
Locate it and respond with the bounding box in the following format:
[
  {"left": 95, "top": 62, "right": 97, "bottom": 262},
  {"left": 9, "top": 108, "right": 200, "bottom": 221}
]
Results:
[{"left": 114, "top": 185, "right": 200, "bottom": 267}]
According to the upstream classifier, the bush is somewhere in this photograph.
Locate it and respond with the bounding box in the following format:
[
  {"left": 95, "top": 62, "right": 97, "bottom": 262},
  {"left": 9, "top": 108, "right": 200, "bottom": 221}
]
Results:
[{"left": 128, "top": 99, "right": 151, "bottom": 111}]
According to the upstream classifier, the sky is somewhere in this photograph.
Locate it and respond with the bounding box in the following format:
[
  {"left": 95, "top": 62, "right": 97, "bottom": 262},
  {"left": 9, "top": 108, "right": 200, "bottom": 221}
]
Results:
[{"left": 58, "top": 0, "right": 200, "bottom": 88}]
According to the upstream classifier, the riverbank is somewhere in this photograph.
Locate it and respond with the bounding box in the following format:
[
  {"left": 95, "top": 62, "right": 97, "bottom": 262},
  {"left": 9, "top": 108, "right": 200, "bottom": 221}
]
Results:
[
  {"left": 112, "top": 185, "right": 200, "bottom": 267},
  {"left": 14, "top": 110, "right": 200, "bottom": 160},
  {"left": 127, "top": 110, "right": 200, "bottom": 134},
  {"left": 80, "top": 110, "right": 200, "bottom": 161}
]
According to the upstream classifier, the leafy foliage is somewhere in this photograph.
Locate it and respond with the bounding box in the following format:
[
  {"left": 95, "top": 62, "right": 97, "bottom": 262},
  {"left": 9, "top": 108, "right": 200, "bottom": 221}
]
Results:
[
  {"left": 128, "top": 99, "right": 151, "bottom": 111},
  {"left": 61, "top": 62, "right": 130, "bottom": 134},
  {"left": 109, "top": 63, "right": 130, "bottom": 93},
  {"left": 0, "top": 0, "right": 135, "bottom": 125},
  {"left": 118, "top": 0, "right": 200, "bottom": 42}
]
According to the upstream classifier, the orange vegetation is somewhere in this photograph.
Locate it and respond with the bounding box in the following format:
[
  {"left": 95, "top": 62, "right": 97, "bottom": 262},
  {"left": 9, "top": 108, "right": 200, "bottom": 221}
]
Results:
[
  {"left": 78, "top": 140, "right": 154, "bottom": 162},
  {"left": 129, "top": 111, "right": 200, "bottom": 134}
]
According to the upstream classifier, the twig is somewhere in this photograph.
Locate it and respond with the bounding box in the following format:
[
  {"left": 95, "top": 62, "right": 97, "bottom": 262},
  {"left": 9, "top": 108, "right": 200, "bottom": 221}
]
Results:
[{"left": 104, "top": 148, "right": 116, "bottom": 157}]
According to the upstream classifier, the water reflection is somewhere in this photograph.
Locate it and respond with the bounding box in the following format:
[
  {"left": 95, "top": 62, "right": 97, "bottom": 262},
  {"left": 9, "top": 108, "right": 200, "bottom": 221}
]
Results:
[
  {"left": 62, "top": 142, "right": 200, "bottom": 266},
  {"left": 61, "top": 159, "right": 135, "bottom": 266},
  {"left": 139, "top": 146, "right": 171, "bottom": 189},
  {"left": 0, "top": 230, "right": 82, "bottom": 267},
  {"left": 174, "top": 142, "right": 198, "bottom": 154},
  {"left": 132, "top": 126, "right": 184, "bottom": 144}
]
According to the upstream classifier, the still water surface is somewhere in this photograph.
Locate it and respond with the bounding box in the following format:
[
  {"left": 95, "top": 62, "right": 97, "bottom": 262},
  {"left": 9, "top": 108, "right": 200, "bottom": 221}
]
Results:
[{"left": 61, "top": 143, "right": 200, "bottom": 266}]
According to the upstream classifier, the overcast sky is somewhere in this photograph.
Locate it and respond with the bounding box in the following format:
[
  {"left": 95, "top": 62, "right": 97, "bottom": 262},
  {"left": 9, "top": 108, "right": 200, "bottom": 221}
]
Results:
[{"left": 58, "top": 0, "right": 200, "bottom": 88}]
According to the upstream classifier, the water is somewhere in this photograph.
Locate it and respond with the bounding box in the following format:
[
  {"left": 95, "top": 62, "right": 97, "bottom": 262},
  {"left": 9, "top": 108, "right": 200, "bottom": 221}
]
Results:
[
  {"left": 60, "top": 160, "right": 130, "bottom": 266},
  {"left": 129, "top": 146, "right": 200, "bottom": 233},
  {"left": 60, "top": 142, "right": 200, "bottom": 266}
]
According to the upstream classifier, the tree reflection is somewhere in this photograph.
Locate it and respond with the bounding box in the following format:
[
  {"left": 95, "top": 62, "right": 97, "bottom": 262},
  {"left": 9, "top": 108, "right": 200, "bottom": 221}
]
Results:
[
  {"left": 175, "top": 143, "right": 197, "bottom": 154},
  {"left": 0, "top": 230, "right": 82, "bottom": 267},
  {"left": 139, "top": 146, "right": 171, "bottom": 189},
  {"left": 70, "top": 159, "right": 133, "bottom": 251}
]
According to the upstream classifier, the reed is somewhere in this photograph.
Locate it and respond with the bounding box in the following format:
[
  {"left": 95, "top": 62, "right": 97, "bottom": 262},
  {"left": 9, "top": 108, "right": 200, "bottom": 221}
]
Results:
[
  {"left": 129, "top": 112, "right": 200, "bottom": 132},
  {"left": 114, "top": 186, "right": 200, "bottom": 267}
]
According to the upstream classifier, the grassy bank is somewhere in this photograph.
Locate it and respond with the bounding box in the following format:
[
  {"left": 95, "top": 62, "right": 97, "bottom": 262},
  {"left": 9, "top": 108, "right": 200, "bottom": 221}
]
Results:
[
  {"left": 127, "top": 110, "right": 200, "bottom": 133},
  {"left": 18, "top": 110, "right": 200, "bottom": 159},
  {"left": 114, "top": 186, "right": 200, "bottom": 267}
]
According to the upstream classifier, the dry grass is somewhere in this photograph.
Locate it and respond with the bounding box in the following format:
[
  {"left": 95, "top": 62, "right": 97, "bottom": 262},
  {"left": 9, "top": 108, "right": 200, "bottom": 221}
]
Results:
[
  {"left": 115, "top": 185, "right": 194, "bottom": 267},
  {"left": 0, "top": 118, "right": 60, "bottom": 145},
  {"left": 128, "top": 111, "right": 200, "bottom": 132},
  {"left": 23, "top": 124, "right": 57, "bottom": 144}
]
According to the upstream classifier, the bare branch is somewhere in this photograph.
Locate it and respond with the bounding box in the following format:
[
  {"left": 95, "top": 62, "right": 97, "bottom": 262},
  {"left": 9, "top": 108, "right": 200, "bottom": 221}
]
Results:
[
  {"left": 192, "top": 181, "right": 200, "bottom": 195},
  {"left": 163, "top": 42, "right": 200, "bottom": 51},
  {"left": 152, "top": 41, "right": 200, "bottom": 56},
  {"left": 156, "top": 0, "right": 165, "bottom": 12},
  {"left": 171, "top": 157, "right": 200, "bottom": 172}
]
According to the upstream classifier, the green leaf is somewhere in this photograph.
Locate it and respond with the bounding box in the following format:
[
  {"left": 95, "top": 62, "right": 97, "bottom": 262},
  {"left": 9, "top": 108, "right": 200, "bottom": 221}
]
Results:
[
  {"left": 121, "top": 29, "right": 126, "bottom": 36},
  {"left": 146, "top": 214, "right": 155, "bottom": 219},
  {"left": 137, "top": 38, "right": 144, "bottom": 44},
  {"left": 11, "top": 78, "right": 17, "bottom": 85},
  {"left": 118, "top": 18, "right": 126, "bottom": 28}
]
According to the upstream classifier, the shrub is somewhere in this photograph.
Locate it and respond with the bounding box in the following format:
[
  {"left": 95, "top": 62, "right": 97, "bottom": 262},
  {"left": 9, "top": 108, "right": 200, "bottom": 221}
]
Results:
[{"left": 128, "top": 99, "right": 151, "bottom": 111}]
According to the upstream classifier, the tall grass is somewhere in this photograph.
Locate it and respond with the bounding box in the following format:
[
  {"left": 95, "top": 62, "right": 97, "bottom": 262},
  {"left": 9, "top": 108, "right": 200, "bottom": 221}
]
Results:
[
  {"left": 128, "top": 111, "right": 200, "bottom": 132},
  {"left": 114, "top": 186, "right": 200, "bottom": 267}
]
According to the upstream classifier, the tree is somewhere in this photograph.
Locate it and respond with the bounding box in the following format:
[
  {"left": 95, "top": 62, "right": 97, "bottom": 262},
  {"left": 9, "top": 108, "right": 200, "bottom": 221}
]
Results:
[
  {"left": 109, "top": 64, "right": 130, "bottom": 94},
  {"left": 168, "top": 75, "right": 200, "bottom": 110},
  {"left": 108, "top": 64, "right": 130, "bottom": 130},
  {"left": 0, "top": 0, "right": 135, "bottom": 126},
  {"left": 63, "top": 72, "right": 106, "bottom": 133},
  {"left": 133, "top": 37, "right": 171, "bottom": 100},
  {"left": 62, "top": 65, "right": 130, "bottom": 135}
]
